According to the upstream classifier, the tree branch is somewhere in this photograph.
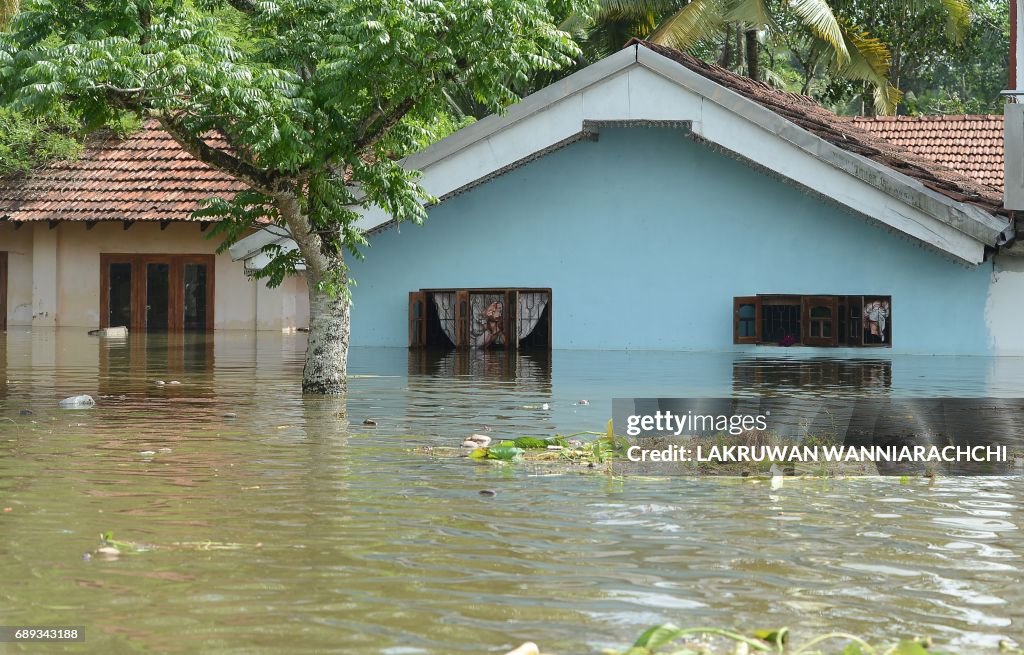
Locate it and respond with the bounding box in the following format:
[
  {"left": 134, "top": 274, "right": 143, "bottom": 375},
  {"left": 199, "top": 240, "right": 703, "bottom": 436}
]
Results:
[
  {"left": 158, "top": 114, "right": 284, "bottom": 193},
  {"left": 352, "top": 96, "right": 417, "bottom": 153}
]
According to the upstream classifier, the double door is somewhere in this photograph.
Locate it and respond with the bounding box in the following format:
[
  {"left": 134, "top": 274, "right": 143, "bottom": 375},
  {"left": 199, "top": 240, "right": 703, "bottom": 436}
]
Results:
[{"left": 101, "top": 254, "right": 214, "bottom": 331}]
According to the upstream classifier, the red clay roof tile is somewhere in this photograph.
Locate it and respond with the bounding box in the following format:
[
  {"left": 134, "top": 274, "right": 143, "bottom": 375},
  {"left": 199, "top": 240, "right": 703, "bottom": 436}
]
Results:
[
  {"left": 853, "top": 114, "right": 1003, "bottom": 192},
  {"left": 0, "top": 120, "right": 247, "bottom": 223}
]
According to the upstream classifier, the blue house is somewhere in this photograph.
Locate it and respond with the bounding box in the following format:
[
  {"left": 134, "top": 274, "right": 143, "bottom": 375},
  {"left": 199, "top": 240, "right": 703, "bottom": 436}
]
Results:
[{"left": 233, "top": 41, "right": 1024, "bottom": 356}]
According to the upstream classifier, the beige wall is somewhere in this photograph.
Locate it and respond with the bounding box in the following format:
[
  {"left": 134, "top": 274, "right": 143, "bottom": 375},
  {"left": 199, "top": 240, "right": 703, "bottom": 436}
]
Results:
[
  {"left": 0, "top": 224, "right": 34, "bottom": 326},
  {"left": 1, "top": 221, "right": 308, "bottom": 331}
]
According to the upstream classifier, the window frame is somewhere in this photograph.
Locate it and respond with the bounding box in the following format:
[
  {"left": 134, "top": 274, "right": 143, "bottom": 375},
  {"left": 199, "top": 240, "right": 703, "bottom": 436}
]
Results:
[
  {"left": 410, "top": 287, "right": 552, "bottom": 350},
  {"left": 733, "top": 294, "right": 891, "bottom": 348}
]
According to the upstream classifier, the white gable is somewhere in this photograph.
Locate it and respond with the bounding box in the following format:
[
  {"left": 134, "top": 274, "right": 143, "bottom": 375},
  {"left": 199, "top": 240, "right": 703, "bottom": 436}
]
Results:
[{"left": 232, "top": 44, "right": 1009, "bottom": 268}]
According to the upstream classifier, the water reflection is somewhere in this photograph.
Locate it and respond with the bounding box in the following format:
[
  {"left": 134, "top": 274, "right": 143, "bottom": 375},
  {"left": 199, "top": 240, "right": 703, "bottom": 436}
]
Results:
[
  {"left": 0, "top": 329, "right": 1022, "bottom": 653},
  {"left": 733, "top": 357, "right": 892, "bottom": 395}
]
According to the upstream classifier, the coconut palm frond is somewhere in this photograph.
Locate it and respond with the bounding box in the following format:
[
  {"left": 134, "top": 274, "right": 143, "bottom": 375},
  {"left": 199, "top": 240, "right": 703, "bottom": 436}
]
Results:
[
  {"left": 595, "top": 0, "right": 687, "bottom": 18},
  {"left": 786, "top": 0, "right": 849, "bottom": 63},
  {"left": 834, "top": 25, "right": 899, "bottom": 113},
  {"left": 649, "top": 0, "right": 724, "bottom": 50},
  {"left": 872, "top": 82, "right": 902, "bottom": 116},
  {"left": 939, "top": 0, "right": 969, "bottom": 43},
  {"left": 723, "top": 0, "right": 774, "bottom": 30}
]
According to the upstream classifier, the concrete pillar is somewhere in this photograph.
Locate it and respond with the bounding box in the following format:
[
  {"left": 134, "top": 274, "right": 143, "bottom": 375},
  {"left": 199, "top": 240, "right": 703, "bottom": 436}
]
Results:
[
  {"left": 31, "top": 223, "right": 58, "bottom": 326},
  {"left": 255, "top": 278, "right": 284, "bottom": 331}
]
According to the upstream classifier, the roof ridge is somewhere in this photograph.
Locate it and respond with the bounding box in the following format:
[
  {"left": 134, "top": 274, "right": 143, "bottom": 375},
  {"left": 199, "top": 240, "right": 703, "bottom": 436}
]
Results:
[{"left": 853, "top": 114, "right": 1002, "bottom": 122}]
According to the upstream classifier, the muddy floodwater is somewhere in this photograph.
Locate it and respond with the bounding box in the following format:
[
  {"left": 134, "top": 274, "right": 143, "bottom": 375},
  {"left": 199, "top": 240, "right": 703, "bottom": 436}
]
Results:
[{"left": 0, "top": 329, "right": 1022, "bottom": 653}]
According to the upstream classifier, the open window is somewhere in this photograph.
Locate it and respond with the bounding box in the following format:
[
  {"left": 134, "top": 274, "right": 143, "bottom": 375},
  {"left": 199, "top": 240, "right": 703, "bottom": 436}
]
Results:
[
  {"left": 733, "top": 295, "right": 890, "bottom": 347},
  {"left": 409, "top": 288, "right": 552, "bottom": 350}
]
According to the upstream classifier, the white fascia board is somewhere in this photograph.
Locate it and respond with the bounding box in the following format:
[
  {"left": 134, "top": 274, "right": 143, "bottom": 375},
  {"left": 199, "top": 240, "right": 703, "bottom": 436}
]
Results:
[{"left": 634, "top": 47, "right": 1004, "bottom": 250}]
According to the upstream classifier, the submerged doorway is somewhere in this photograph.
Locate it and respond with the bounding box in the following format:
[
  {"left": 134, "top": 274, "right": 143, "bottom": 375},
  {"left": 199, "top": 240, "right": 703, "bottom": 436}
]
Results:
[{"left": 100, "top": 254, "right": 214, "bottom": 331}]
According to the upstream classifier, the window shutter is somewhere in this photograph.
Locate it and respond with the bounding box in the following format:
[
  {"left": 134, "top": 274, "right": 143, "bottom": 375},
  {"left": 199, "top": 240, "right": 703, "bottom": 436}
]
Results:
[
  {"left": 801, "top": 296, "right": 838, "bottom": 346},
  {"left": 408, "top": 291, "right": 426, "bottom": 348},
  {"left": 455, "top": 290, "right": 470, "bottom": 348},
  {"left": 733, "top": 296, "right": 761, "bottom": 344},
  {"left": 507, "top": 290, "right": 518, "bottom": 349}
]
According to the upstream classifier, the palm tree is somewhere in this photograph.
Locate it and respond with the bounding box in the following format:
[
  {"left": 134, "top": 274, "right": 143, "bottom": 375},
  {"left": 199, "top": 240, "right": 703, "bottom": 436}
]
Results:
[
  {"left": 577, "top": 0, "right": 968, "bottom": 113},
  {"left": 0, "top": 0, "right": 17, "bottom": 29}
]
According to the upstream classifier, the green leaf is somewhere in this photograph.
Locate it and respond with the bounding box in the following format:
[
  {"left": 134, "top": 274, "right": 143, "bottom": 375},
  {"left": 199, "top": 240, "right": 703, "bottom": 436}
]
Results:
[
  {"left": 842, "top": 643, "right": 866, "bottom": 655},
  {"left": 486, "top": 445, "right": 524, "bottom": 461},
  {"left": 786, "top": 0, "right": 848, "bottom": 63},
  {"left": 890, "top": 640, "right": 931, "bottom": 655},
  {"left": 751, "top": 627, "right": 788, "bottom": 647},
  {"left": 649, "top": 0, "right": 724, "bottom": 51},
  {"left": 633, "top": 623, "right": 686, "bottom": 649}
]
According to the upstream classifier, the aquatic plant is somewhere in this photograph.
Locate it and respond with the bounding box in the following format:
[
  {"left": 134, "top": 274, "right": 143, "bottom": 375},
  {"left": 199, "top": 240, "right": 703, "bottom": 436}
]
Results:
[{"left": 591, "top": 623, "right": 1023, "bottom": 655}]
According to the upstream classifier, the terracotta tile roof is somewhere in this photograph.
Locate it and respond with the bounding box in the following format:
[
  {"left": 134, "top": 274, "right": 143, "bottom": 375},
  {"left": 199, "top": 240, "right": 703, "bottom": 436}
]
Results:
[
  {"left": 852, "top": 115, "right": 1003, "bottom": 192},
  {"left": 630, "top": 39, "right": 1007, "bottom": 219},
  {"left": 0, "top": 120, "right": 246, "bottom": 223}
]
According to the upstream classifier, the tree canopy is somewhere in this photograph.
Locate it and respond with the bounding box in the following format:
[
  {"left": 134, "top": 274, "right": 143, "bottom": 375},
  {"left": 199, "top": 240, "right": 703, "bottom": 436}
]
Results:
[{"left": 0, "top": 0, "right": 587, "bottom": 392}]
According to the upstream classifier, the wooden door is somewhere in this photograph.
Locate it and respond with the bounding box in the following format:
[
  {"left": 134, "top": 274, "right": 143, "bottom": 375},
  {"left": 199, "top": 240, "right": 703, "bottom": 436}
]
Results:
[
  {"left": 0, "top": 251, "right": 7, "bottom": 331},
  {"left": 101, "top": 254, "right": 215, "bottom": 332}
]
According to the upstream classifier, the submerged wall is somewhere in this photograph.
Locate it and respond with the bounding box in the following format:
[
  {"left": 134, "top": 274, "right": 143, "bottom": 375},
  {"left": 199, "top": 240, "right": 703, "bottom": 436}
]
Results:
[
  {"left": 0, "top": 222, "right": 308, "bottom": 331},
  {"left": 349, "top": 126, "right": 996, "bottom": 355}
]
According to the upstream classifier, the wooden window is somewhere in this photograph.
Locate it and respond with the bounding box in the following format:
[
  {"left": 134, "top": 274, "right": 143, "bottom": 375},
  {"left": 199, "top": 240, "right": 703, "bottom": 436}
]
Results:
[
  {"left": 733, "top": 294, "right": 891, "bottom": 348},
  {"left": 409, "top": 287, "right": 551, "bottom": 350},
  {"left": 100, "top": 254, "right": 215, "bottom": 332},
  {"left": 802, "top": 296, "right": 838, "bottom": 346},
  {"left": 760, "top": 295, "right": 801, "bottom": 344},
  {"left": 733, "top": 296, "right": 760, "bottom": 344},
  {"left": 408, "top": 291, "right": 426, "bottom": 347}
]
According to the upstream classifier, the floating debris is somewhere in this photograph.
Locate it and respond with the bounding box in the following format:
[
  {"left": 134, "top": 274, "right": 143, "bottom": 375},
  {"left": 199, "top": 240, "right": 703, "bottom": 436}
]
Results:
[
  {"left": 576, "top": 400, "right": 590, "bottom": 406},
  {"left": 503, "top": 643, "right": 539, "bottom": 655},
  {"left": 154, "top": 380, "right": 166, "bottom": 386},
  {"left": 58, "top": 395, "right": 95, "bottom": 409},
  {"left": 462, "top": 434, "right": 492, "bottom": 448},
  {"left": 478, "top": 489, "right": 497, "bottom": 497},
  {"left": 362, "top": 418, "right": 378, "bottom": 427}
]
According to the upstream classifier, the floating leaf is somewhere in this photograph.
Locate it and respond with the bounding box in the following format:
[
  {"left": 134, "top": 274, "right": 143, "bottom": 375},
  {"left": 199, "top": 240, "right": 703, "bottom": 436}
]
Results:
[{"left": 487, "top": 445, "right": 524, "bottom": 461}]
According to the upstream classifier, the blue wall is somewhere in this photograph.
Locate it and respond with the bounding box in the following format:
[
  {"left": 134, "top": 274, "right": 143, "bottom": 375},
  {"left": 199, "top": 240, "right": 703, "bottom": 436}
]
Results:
[{"left": 349, "top": 127, "right": 993, "bottom": 355}]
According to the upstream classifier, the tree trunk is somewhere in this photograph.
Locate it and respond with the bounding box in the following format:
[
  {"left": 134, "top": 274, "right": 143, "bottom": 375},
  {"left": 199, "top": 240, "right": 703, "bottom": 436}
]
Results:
[
  {"left": 745, "top": 29, "right": 759, "bottom": 80},
  {"left": 302, "top": 265, "right": 350, "bottom": 394},
  {"left": 277, "top": 191, "right": 350, "bottom": 395},
  {"left": 719, "top": 28, "right": 734, "bottom": 69}
]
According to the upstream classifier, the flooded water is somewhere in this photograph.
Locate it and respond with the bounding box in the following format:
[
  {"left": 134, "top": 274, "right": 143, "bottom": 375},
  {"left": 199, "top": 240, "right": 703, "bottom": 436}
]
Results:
[{"left": 0, "top": 329, "right": 1022, "bottom": 654}]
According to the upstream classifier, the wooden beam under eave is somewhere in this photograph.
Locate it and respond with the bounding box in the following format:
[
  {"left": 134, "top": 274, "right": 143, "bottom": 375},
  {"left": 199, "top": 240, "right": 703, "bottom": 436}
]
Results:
[
  {"left": 199, "top": 221, "right": 211, "bottom": 232},
  {"left": 160, "top": 220, "right": 172, "bottom": 231},
  {"left": 85, "top": 221, "right": 98, "bottom": 230},
  {"left": 48, "top": 220, "right": 60, "bottom": 230},
  {"left": 123, "top": 220, "right": 135, "bottom": 231},
  {"left": 11, "top": 221, "right": 24, "bottom": 230}
]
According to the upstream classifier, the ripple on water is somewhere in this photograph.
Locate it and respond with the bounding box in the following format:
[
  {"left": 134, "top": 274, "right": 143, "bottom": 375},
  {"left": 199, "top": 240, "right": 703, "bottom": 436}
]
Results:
[{"left": 0, "top": 331, "right": 1023, "bottom": 653}]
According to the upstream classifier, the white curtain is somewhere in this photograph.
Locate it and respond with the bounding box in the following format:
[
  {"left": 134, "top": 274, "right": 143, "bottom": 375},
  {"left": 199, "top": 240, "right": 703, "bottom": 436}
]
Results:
[
  {"left": 431, "top": 292, "right": 457, "bottom": 346},
  {"left": 517, "top": 292, "right": 549, "bottom": 341}
]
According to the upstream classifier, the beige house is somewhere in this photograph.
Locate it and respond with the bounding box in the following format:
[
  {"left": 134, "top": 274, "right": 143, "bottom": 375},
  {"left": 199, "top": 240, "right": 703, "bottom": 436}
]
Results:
[{"left": 0, "top": 122, "right": 308, "bottom": 332}]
